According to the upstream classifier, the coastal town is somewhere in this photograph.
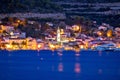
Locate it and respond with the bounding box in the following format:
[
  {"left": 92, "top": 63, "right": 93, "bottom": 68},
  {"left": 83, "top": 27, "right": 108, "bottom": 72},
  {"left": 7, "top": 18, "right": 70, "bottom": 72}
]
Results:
[
  {"left": 0, "top": 1, "right": 120, "bottom": 80},
  {"left": 0, "top": 16, "right": 120, "bottom": 52}
]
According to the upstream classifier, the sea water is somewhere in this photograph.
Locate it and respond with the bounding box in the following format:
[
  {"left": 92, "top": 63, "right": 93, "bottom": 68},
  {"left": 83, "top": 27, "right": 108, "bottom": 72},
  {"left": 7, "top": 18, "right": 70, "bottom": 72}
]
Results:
[{"left": 0, "top": 50, "right": 120, "bottom": 80}]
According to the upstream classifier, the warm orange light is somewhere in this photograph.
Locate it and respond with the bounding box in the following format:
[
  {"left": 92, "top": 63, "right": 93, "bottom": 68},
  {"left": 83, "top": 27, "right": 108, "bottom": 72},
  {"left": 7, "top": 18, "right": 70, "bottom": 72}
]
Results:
[
  {"left": 117, "top": 44, "right": 120, "bottom": 48},
  {"left": 97, "top": 31, "right": 102, "bottom": 36},
  {"left": 72, "top": 25, "right": 80, "bottom": 31},
  {"left": 10, "top": 32, "right": 14, "bottom": 35},
  {"left": 17, "top": 20, "right": 20, "bottom": 23},
  {"left": 38, "top": 44, "right": 41, "bottom": 48},
  {"left": 49, "top": 44, "right": 55, "bottom": 49},
  {"left": 6, "top": 44, "right": 11, "bottom": 48},
  {"left": 107, "top": 29, "right": 112, "bottom": 38},
  {"left": 80, "top": 45, "right": 84, "bottom": 49},
  {"left": 60, "top": 29, "right": 64, "bottom": 34}
]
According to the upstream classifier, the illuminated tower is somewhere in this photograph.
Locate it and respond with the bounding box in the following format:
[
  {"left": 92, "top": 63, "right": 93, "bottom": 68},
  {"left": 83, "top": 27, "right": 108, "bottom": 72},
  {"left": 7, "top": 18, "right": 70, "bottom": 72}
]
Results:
[{"left": 57, "top": 27, "right": 61, "bottom": 42}]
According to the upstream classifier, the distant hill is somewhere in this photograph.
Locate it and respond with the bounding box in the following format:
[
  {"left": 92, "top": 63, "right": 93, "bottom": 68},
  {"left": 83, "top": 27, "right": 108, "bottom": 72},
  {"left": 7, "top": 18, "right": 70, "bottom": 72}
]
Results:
[
  {"left": 0, "top": 0, "right": 120, "bottom": 13},
  {"left": 0, "top": 0, "right": 120, "bottom": 27},
  {"left": 52, "top": 0, "right": 120, "bottom": 3},
  {"left": 0, "top": 0, "right": 62, "bottom": 13}
]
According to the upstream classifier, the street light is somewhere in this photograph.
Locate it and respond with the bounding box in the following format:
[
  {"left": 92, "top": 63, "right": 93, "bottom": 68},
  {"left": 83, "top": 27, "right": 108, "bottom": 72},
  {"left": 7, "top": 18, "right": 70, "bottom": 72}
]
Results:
[
  {"left": 97, "top": 31, "right": 103, "bottom": 37},
  {"left": 72, "top": 25, "right": 80, "bottom": 32}
]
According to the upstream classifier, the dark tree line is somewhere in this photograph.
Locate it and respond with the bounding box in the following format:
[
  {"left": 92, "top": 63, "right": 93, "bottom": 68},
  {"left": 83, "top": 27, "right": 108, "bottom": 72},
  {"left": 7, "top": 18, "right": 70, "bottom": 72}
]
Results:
[
  {"left": 0, "top": 0, "right": 62, "bottom": 13},
  {"left": 76, "top": 0, "right": 120, "bottom": 3},
  {"left": 52, "top": 0, "right": 120, "bottom": 3}
]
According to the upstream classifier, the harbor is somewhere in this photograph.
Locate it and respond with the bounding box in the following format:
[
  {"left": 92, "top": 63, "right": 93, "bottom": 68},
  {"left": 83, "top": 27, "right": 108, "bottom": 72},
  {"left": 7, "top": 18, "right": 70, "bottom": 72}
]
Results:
[
  {"left": 0, "top": 1, "right": 120, "bottom": 80},
  {"left": 0, "top": 24, "right": 120, "bottom": 51},
  {"left": 0, "top": 50, "right": 120, "bottom": 80}
]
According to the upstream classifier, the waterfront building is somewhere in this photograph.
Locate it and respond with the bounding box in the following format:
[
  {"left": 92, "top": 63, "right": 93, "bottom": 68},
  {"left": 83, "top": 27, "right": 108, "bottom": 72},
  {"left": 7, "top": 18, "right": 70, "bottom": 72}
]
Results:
[
  {"left": 8, "top": 38, "right": 27, "bottom": 50},
  {"left": 36, "top": 39, "right": 44, "bottom": 50},
  {"left": 26, "top": 38, "right": 37, "bottom": 50}
]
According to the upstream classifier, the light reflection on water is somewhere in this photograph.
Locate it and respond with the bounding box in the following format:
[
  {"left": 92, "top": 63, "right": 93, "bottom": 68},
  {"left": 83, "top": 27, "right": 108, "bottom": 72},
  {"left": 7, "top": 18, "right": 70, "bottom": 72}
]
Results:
[
  {"left": 98, "top": 51, "right": 102, "bottom": 56},
  {"left": 58, "top": 62, "right": 64, "bottom": 72},
  {"left": 74, "top": 63, "right": 81, "bottom": 74},
  {"left": 98, "top": 68, "right": 103, "bottom": 74},
  {"left": 0, "top": 50, "right": 120, "bottom": 80}
]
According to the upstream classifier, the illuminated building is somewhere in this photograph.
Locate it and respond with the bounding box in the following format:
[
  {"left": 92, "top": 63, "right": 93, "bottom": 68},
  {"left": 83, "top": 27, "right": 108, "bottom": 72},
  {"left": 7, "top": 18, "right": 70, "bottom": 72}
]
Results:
[
  {"left": 72, "top": 25, "right": 80, "bottom": 32},
  {"left": 37, "top": 39, "right": 44, "bottom": 50},
  {"left": 107, "top": 29, "right": 113, "bottom": 38},
  {"left": 57, "top": 27, "right": 61, "bottom": 42},
  {"left": 10, "top": 32, "right": 26, "bottom": 38},
  {"left": 9, "top": 38, "right": 27, "bottom": 50},
  {"left": 26, "top": 38, "right": 37, "bottom": 50}
]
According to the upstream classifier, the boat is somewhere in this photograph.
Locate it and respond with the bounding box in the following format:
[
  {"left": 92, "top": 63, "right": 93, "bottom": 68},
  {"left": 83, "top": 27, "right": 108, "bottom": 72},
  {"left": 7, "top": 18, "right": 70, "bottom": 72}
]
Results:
[
  {"left": 94, "top": 43, "right": 116, "bottom": 51},
  {"left": 114, "top": 48, "right": 120, "bottom": 51}
]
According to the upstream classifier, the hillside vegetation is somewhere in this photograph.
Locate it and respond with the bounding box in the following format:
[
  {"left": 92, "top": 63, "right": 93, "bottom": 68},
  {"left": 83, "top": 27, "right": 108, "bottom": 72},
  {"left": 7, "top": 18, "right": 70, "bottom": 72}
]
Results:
[
  {"left": 52, "top": 0, "right": 120, "bottom": 3},
  {"left": 0, "top": 0, "right": 62, "bottom": 13}
]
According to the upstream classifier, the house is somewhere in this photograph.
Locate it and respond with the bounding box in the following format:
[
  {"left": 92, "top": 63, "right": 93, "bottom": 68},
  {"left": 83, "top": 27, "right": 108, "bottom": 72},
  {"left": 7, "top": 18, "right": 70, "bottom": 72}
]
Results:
[
  {"left": 8, "top": 38, "right": 27, "bottom": 50},
  {"left": 26, "top": 38, "right": 37, "bottom": 50}
]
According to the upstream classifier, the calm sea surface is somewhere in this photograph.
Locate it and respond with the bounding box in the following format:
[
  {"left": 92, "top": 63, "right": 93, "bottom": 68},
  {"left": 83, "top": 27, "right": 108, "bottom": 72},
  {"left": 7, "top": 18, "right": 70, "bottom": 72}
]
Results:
[{"left": 0, "top": 50, "right": 120, "bottom": 80}]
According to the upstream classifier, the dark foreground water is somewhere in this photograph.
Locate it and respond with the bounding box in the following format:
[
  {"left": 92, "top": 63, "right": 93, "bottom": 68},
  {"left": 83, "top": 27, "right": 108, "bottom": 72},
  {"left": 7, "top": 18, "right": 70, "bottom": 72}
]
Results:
[{"left": 0, "top": 50, "right": 120, "bottom": 80}]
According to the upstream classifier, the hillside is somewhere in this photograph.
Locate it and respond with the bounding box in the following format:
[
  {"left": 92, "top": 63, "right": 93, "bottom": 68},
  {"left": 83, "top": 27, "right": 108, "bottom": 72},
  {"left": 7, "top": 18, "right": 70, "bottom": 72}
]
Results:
[
  {"left": 52, "top": 0, "right": 120, "bottom": 3},
  {"left": 0, "top": 0, "right": 62, "bottom": 13},
  {"left": 0, "top": 0, "right": 120, "bottom": 27},
  {"left": 0, "top": 0, "right": 120, "bottom": 13}
]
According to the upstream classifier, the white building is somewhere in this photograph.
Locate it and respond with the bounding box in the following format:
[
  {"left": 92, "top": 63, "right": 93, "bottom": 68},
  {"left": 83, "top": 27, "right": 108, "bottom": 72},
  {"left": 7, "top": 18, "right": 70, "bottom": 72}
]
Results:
[{"left": 57, "top": 27, "right": 61, "bottom": 42}]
